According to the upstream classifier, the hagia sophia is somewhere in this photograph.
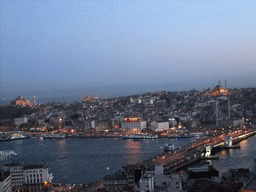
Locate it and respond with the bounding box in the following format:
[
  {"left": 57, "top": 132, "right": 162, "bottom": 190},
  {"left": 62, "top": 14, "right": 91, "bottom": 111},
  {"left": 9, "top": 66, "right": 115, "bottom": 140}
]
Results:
[{"left": 11, "top": 95, "right": 36, "bottom": 107}]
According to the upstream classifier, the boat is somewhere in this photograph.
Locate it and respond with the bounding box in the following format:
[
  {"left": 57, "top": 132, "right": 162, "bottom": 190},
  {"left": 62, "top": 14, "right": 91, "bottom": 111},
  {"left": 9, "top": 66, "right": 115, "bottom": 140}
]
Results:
[
  {"left": 0, "top": 150, "right": 17, "bottom": 157},
  {"left": 122, "top": 134, "right": 158, "bottom": 139},
  {"left": 3, "top": 133, "right": 28, "bottom": 141},
  {"left": 43, "top": 134, "right": 54, "bottom": 139},
  {"left": 163, "top": 144, "right": 175, "bottom": 152},
  {"left": 43, "top": 133, "right": 65, "bottom": 139},
  {"left": 52, "top": 133, "right": 65, "bottom": 139}
]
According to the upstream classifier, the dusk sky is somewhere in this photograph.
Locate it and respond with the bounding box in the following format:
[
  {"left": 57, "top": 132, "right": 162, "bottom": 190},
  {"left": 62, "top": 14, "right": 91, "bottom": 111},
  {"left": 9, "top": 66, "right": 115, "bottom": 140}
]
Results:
[{"left": 1, "top": 0, "right": 255, "bottom": 102}]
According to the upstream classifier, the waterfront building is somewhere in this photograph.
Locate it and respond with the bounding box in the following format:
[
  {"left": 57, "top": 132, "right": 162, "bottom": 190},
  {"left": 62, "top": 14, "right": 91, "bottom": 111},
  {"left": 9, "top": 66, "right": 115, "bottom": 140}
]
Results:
[
  {"left": 121, "top": 117, "right": 146, "bottom": 133},
  {"left": 14, "top": 117, "right": 28, "bottom": 126},
  {"left": 0, "top": 171, "right": 12, "bottom": 192},
  {"left": 150, "top": 121, "right": 169, "bottom": 132},
  {"left": 95, "top": 120, "right": 111, "bottom": 131}
]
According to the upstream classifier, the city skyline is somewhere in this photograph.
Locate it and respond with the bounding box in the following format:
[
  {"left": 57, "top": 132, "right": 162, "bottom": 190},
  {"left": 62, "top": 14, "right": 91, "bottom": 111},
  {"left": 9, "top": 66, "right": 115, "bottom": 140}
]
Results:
[{"left": 1, "top": 0, "right": 255, "bottom": 101}]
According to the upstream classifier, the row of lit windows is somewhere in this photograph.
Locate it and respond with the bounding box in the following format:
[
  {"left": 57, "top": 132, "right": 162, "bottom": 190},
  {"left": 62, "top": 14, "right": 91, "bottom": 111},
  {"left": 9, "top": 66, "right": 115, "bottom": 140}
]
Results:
[
  {"left": 26, "top": 174, "right": 43, "bottom": 178},
  {"left": 26, "top": 178, "right": 43, "bottom": 184}
]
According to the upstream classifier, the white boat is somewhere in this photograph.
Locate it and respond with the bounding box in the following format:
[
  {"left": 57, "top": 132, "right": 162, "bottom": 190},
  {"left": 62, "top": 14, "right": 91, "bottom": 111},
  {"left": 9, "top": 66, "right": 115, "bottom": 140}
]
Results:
[
  {"left": 123, "top": 134, "right": 158, "bottom": 139},
  {"left": 8, "top": 133, "right": 27, "bottom": 140},
  {"left": 0, "top": 150, "right": 17, "bottom": 156}
]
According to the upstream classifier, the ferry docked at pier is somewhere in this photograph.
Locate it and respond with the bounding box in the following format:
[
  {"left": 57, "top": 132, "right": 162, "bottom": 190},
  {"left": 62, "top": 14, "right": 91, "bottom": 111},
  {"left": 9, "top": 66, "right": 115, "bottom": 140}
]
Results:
[
  {"left": 122, "top": 134, "right": 158, "bottom": 139},
  {"left": 0, "top": 132, "right": 28, "bottom": 141}
]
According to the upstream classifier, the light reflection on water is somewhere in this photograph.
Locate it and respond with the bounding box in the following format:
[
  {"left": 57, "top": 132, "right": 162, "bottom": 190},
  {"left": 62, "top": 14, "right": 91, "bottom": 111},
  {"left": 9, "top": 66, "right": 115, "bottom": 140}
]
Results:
[
  {"left": 1, "top": 135, "right": 256, "bottom": 184},
  {"left": 0, "top": 137, "right": 191, "bottom": 184},
  {"left": 212, "top": 135, "right": 256, "bottom": 177}
]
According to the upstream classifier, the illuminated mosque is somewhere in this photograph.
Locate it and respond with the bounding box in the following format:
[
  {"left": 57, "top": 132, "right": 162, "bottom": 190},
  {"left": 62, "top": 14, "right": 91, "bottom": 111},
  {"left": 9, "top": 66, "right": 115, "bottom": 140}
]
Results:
[
  {"left": 11, "top": 96, "right": 31, "bottom": 106},
  {"left": 210, "top": 81, "right": 228, "bottom": 96}
]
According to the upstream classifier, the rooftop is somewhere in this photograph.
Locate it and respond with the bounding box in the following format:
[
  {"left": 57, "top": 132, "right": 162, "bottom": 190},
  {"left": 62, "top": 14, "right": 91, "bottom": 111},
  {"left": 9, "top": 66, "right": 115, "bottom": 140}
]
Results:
[
  {"left": 24, "top": 164, "right": 48, "bottom": 170},
  {"left": 242, "top": 175, "right": 256, "bottom": 190},
  {"left": 103, "top": 170, "right": 127, "bottom": 181}
]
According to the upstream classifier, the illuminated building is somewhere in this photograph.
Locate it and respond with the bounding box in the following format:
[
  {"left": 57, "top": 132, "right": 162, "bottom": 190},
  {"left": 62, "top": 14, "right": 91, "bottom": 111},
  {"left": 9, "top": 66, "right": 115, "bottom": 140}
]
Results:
[
  {"left": 211, "top": 85, "right": 228, "bottom": 96},
  {"left": 121, "top": 117, "right": 146, "bottom": 133},
  {"left": 150, "top": 121, "right": 169, "bottom": 132},
  {"left": 12, "top": 96, "right": 31, "bottom": 106},
  {"left": 82, "top": 93, "right": 99, "bottom": 102}
]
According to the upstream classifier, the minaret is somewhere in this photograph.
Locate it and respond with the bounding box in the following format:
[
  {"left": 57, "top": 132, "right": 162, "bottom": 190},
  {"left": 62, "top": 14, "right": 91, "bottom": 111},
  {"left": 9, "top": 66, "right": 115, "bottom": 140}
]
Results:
[
  {"left": 33, "top": 95, "right": 37, "bottom": 106},
  {"left": 225, "top": 80, "right": 227, "bottom": 90},
  {"left": 216, "top": 100, "right": 219, "bottom": 127},
  {"left": 228, "top": 99, "right": 231, "bottom": 119},
  {"left": 21, "top": 95, "right": 24, "bottom": 106},
  {"left": 105, "top": 93, "right": 107, "bottom": 100},
  {"left": 81, "top": 93, "right": 83, "bottom": 102}
]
